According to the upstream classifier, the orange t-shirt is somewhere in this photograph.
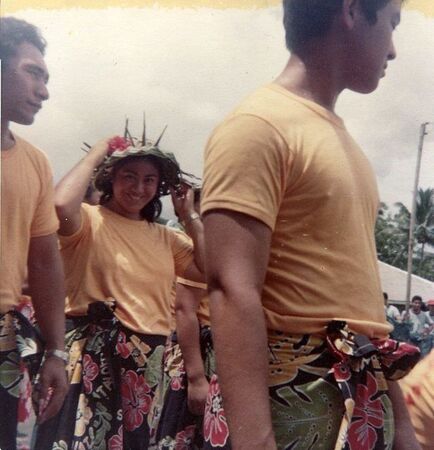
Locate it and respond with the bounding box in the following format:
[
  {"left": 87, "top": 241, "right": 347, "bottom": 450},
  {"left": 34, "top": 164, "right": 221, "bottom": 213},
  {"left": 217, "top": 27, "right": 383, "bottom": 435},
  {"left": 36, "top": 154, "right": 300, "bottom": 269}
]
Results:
[
  {"left": 177, "top": 276, "right": 210, "bottom": 327},
  {"left": 1, "top": 135, "right": 58, "bottom": 313},
  {"left": 60, "top": 204, "right": 194, "bottom": 335},
  {"left": 202, "top": 83, "right": 390, "bottom": 339}
]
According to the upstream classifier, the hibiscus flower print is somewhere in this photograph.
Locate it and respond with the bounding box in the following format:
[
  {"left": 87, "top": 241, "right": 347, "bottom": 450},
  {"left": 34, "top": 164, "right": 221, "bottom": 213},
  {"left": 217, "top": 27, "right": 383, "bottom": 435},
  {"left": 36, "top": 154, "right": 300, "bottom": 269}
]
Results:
[
  {"left": 347, "top": 372, "right": 384, "bottom": 450},
  {"left": 332, "top": 362, "right": 351, "bottom": 382},
  {"left": 75, "top": 394, "right": 93, "bottom": 438},
  {"left": 108, "top": 425, "right": 123, "bottom": 450},
  {"left": 121, "top": 370, "right": 152, "bottom": 431},
  {"left": 115, "top": 332, "right": 132, "bottom": 359},
  {"left": 17, "top": 370, "right": 32, "bottom": 423},
  {"left": 203, "top": 375, "right": 229, "bottom": 447},
  {"left": 170, "top": 362, "right": 185, "bottom": 391},
  {"left": 175, "top": 424, "right": 196, "bottom": 450},
  {"left": 82, "top": 354, "right": 99, "bottom": 394}
]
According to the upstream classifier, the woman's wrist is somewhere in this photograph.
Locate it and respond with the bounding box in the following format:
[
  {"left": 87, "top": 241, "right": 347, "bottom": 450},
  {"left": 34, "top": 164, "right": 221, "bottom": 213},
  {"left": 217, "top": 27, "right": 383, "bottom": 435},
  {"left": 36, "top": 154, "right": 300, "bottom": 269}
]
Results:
[{"left": 180, "top": 211, "right": 200, "bottom": 228}]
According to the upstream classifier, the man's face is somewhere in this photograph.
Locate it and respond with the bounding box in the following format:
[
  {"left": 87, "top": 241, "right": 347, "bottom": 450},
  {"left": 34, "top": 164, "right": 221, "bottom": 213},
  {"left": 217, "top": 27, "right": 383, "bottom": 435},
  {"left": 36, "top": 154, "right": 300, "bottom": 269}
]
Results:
[
  {"left": 1, "top": 42, "right": 49, "bottom": 125},
  {"left": 345, "top": 0, "right": 402, "bottom": 94},
  {"left": 411, "top": 299, "right": 422, "bottom": 313}
]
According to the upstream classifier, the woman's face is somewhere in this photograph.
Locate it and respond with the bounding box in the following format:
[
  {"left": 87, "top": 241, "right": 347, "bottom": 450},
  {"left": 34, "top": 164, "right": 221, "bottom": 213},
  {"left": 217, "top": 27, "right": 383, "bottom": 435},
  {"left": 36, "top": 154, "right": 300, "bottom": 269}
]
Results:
[{"left": 107, "top": 158, "right": 160, "bottom": 220}]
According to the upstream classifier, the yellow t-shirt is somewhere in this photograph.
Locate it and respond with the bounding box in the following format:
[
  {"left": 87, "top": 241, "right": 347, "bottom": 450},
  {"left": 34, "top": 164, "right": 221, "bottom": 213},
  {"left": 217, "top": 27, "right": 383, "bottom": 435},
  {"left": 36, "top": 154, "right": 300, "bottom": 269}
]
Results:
[
  {"left": 0, "top": 135, "right": 58, "bottom": 313},
  {"left": 202, "top": 83, "right": 390, "bottom": 339},
  {"left": 60, "top": 204, "right": 194, "bottom": 335},
  {"left": 177, "top": 276, "right": 210, "bottom": 327}
]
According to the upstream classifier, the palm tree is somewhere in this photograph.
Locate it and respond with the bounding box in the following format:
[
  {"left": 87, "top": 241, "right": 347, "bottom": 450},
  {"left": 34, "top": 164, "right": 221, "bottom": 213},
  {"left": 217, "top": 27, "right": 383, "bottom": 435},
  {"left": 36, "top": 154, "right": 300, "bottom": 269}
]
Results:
[{"left": 394, "top": 187, "right": 434, "bottom": 269}]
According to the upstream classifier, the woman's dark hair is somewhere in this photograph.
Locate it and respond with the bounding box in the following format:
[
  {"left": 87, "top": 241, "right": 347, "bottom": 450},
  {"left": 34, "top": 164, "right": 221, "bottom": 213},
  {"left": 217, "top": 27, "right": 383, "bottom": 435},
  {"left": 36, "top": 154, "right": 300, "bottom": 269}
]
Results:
[
  {"left": 0, "top": 17, "right": 46, "bottom": 70},
  {"left": 98, "top": 155, "right": 163, "bottom": 222},
  {"left": 283, "top": 0, "right": 393, "bottom": 52}
]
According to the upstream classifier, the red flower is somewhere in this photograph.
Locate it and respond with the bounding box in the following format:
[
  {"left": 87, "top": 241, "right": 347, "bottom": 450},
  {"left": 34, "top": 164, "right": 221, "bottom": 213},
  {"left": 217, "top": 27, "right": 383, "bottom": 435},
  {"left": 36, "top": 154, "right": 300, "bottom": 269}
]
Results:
[
  {"left": 108, "top": 425, "right": 123, "bottom": 450},
  {"left": 347, "top": 372, "right": 384, "bottom": 450},
  {"left": 82, "top": 354, "right": 99, "bottom": 394},
  {"left": 121, "top": 370, "right": 152, "bottom": 432},
  {"left": 108, "top": 136, "right": 131, "bottom": 155},
  {"left": 331, "top": 362, "right": 351, "bottom": 382},
  {"left": 175, "top": 425, "right": 196, "bottom": 450},
  {"left": 170, "top": 363, "right": 185, "bottom": 391},
  {"left": 116, "top": 332, "right": 132, "bottom": 359},
  {"left": 203, "top": 375, "right": 229, "bottom": 447},
  {"left": 16, "top": 297, "right": 36, "bottom": 324}
]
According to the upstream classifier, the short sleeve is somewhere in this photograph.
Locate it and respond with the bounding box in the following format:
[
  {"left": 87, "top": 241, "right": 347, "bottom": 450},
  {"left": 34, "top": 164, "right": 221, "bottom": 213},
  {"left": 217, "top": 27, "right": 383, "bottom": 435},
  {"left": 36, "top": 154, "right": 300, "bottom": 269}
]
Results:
[
  {"left": 201, "top": 114, "right": 291, "bottom": 230},
  {"left": 30, "top": 154, "right": 59, "bottom": 237},
  {"left": 170, "top": 229, "right": 194, "bottom": 277},
  {"left": 177, "top": 276, "right": 207, "bottom": 290},
  {"left": 58, "top": 204, "right": 92, "bottom": 250}
]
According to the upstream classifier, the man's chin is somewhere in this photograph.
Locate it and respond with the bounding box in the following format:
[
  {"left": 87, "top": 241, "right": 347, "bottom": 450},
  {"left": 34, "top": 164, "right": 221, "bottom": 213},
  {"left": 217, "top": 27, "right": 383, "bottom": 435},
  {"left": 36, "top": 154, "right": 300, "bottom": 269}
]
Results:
[{"left": 13, "top": 115, "right": 35, "bottom": 126}]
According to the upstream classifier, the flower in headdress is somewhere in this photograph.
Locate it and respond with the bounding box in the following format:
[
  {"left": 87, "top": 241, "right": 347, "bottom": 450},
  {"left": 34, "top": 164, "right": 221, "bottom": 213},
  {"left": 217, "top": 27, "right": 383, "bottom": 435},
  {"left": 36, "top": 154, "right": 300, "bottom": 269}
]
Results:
[{"left": 107, "top": 136, "right": 132, "bottom": 155}]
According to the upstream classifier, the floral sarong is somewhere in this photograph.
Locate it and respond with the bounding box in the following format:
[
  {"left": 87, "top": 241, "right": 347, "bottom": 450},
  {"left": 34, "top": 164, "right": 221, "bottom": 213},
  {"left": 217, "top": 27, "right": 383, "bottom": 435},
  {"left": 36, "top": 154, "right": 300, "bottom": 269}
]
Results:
[
  {"left": 0, "top": 299, "right": 43, "bottom": 450},
  {"left": 203, "top": 321, "right": 420, "bottom": 450},
  {"left": 34, "top": 301, "right": 166, "bottom": 450},
  {"left": 151, "top": 325, "right": 215, "bottom": 449}
]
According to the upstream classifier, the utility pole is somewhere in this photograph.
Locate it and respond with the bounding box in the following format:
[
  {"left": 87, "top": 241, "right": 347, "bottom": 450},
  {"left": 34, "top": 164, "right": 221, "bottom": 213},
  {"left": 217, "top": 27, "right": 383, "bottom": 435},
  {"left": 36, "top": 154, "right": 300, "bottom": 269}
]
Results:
[{"left": 405, "top": 122, "right": 431, "bottom": 311}]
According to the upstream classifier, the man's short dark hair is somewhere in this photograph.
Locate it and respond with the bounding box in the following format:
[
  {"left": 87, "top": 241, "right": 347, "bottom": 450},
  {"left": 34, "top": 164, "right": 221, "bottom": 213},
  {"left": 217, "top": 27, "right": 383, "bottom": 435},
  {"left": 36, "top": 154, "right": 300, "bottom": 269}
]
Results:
[
  {"left": 0, "top": 17, "right": 46, "bottom": 69},
  {"left": 412, "top": 295, "right": 423, "bottom": 302},
  {"left": 282, "top": 0, "right": 392, "bottom": 52}
]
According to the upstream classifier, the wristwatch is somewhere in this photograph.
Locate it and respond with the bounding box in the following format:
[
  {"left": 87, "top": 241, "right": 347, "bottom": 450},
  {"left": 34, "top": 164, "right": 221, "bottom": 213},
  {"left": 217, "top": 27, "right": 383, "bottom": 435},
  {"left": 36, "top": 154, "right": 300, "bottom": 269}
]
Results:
[
  {"left": 45, "top": 349, "right": 69, "bottom": 364},
  {"left": 181, "top": 212, "right": 200, "bottom": 227}
]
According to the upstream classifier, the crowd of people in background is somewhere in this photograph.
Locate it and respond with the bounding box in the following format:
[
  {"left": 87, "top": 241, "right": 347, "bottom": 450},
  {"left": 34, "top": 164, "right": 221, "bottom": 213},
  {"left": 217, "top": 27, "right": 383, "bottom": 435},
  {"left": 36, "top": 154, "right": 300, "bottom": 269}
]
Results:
[
  {"left": 2, "top": 1, "right": 433, "bottom": 450},
  {"left": 385, "top": 294, "right": 434, "bottom": 357}
]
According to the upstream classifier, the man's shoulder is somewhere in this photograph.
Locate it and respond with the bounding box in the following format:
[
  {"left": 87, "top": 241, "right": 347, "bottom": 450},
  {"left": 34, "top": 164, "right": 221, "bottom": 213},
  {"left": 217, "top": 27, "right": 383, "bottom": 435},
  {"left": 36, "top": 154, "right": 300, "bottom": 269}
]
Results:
[{"left": 13, "top": 135, "right": 50, "bottom": 164}]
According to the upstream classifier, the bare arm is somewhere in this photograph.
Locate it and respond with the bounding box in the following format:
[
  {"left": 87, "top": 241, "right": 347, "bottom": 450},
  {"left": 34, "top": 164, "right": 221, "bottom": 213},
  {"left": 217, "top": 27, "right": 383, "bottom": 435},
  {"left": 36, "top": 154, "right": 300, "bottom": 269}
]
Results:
[
  {"left": 55, "top": 138, "right": 110, "bottom": 236},
  {"left": 175, "top": 282, "right": 208, "bottom": 415},
  {"left": 171, "top": 186, "right": 205, "bottom": 273},
  {"left": 204, "top": 209, "right": 276, "bottom": 450},
  {"left": 28, "top": 233, "right": 68, "bottom": 423},
  {"left": 388, "top": 380, "right": 421, "bottom": 450}
]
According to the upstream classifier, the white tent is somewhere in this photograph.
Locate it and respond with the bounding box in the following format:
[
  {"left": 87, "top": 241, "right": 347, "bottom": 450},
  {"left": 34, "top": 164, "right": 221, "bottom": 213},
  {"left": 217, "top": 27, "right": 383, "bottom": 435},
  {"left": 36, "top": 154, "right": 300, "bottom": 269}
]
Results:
[{"left": 378, "top": 261, "right": 434, "bottom": 304}]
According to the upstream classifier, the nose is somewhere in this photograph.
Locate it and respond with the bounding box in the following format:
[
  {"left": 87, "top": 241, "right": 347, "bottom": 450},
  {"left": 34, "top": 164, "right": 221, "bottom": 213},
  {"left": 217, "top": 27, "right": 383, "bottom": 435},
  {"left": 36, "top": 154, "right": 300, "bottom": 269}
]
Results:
[
  {"left": 133, "top": 179, "right": 145, "bottom": 194},
  {"left": 36, "top": 81, "right": 49, "bottom": 101},
  {"left": 387, "top": 39, "right": 397, "bottom": 61}
]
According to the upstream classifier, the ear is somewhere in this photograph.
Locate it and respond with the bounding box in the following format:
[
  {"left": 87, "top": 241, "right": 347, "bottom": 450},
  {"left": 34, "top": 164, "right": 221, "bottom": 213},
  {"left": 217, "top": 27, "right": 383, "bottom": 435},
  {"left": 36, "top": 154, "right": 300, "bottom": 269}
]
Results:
[{"left": 341, "top": 0, "right": 358, "bottom": 29}]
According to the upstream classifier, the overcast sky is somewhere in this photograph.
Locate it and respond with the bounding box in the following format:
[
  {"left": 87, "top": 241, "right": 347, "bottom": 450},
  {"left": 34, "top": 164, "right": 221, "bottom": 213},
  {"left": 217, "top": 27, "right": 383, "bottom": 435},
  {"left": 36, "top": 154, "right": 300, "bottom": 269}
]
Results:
[{"left": 7, "top": 5, "right": 434, "bottom": 215}]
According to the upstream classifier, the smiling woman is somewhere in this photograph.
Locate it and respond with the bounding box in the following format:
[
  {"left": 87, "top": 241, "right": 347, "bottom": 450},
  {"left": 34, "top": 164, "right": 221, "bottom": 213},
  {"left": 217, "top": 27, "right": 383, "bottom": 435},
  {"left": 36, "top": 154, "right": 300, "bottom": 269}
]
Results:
[{"left": 33, "top": 129, "right": 206, "bottom": 449}]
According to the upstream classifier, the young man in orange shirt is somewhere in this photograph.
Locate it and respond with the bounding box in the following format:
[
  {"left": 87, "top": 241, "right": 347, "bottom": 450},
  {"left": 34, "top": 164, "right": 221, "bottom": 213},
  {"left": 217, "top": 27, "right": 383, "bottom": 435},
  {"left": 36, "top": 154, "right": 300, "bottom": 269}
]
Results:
[
  {"left": 202, "top": 1, "right": 419, "bottom": 449},
  {"left": 1, "top": 17, "right": 68, "bottom": 449}
]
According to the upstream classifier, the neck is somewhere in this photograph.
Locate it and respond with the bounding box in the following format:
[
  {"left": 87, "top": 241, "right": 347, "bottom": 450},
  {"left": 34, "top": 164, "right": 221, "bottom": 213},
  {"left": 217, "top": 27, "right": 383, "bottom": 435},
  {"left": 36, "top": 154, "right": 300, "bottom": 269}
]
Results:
[
  {"left": 1, "top": 119, "right": 15, "bottom": 150},
  {"left": 275, "top": 39, "right": 347, "bottom": 112}
]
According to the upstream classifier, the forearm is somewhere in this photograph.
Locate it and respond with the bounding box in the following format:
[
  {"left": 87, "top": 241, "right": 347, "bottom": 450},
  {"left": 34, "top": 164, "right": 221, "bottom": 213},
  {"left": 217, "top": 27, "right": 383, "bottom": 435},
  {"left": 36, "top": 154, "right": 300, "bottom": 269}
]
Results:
[
  {"left": 388, "top": 380, "right": 421, "bottom": 450},
  {"left": 28, "top": 236, "right": 66, "bottom": 350},
  {"left": 182, "top": 217, "right": 205, "bottom": 273},
  {"left": 176, "top": 307, "right": 205, "bottom": 382},
  {"left": 55, "top": 151, "right": 103, "bottom": 216},
  {"left": 210, "top": 286, "right": 276, "bottom": 450}
]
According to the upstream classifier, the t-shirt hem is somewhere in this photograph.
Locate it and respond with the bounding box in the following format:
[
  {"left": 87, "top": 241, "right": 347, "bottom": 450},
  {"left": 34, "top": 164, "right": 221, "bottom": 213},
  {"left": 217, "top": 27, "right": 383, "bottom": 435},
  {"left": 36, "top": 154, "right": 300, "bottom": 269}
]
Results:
[{"left": 201, "top": 199, "right": 275, "bottom": 230}]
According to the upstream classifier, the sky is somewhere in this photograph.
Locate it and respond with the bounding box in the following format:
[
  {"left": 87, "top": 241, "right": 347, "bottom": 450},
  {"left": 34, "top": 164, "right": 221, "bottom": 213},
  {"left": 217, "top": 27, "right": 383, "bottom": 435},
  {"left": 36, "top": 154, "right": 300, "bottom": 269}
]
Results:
[{"left": 2, "top": 0, "right": 434, "bottom": 217}]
